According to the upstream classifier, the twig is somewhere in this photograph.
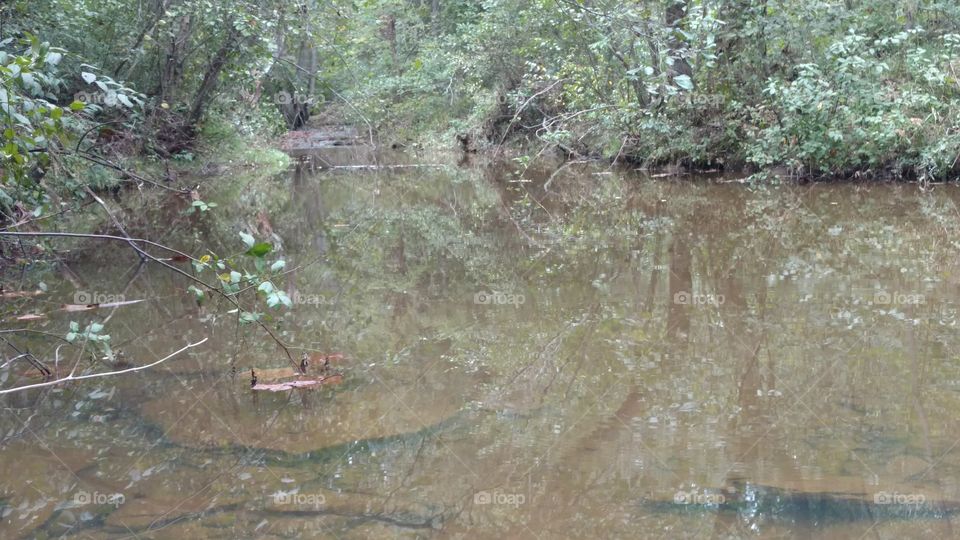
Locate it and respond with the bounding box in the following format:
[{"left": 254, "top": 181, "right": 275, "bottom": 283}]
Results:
[
  {"left": 0, "top": 338, "right": 208, "bottom": 395},
  {"left": 496, "top": 78, "right": 569, "bottom": 151},
  {"left": 73, "top": 150, "right": 189, "bottom": 194},
  {"left": 0, "top": 231, "right": 299, "bottom": 370},
  {"left": 84, "top": 186, "right": 146, "bottom": 263},
  {"left": 0, "top": 231, "right": 195, "bottom": 261}
]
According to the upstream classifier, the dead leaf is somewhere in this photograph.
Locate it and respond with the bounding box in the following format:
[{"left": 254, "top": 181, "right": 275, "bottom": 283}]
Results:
[
  {"left": 307, "top": 352, "right": 345, "bottom": 365},
  {"left": 60, "top": 303, "right": 98, "bottom": 312},
  {"left": 59, "top": 299, "right": 145, "bottom": 312},
  {"left": 250, "top": 366, "right": 303, "bottom": 381},
  {"left": 15, "top": 313, "right": 46, "bottom": 321},
  {"left": 0, "top": 290, "right": 44, "bottom": 300},
  {"left": 252, "top": 374, "right": 343, "bottom": 392},
  {"left": 98, "top": 299, "right": 146, "bottom": 308}
]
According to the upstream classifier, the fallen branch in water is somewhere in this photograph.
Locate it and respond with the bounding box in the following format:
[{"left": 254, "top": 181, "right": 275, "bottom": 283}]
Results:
[
  {"left": 319, "top": 164, "right": 448, "bottom": 170},
  {"left": 252, "top": 374, "right": 343, "bottom": 392},
  {"left": 0, "top": 338, "right": 208, "bottom": 394}
]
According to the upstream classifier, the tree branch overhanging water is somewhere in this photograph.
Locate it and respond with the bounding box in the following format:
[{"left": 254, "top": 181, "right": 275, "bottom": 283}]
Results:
[
  {"left": 0, "top": 230, "right": 300, "bottom": 371},
  {"left": 0, "top": 338, "right": 208, "bottom": 395}
]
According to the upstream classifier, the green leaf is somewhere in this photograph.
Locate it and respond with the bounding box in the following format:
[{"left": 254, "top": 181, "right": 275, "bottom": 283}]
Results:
[
  {"left": 246, "top": 242, "right": 272, "bottom": 257},
  {"left": 674, "top": 74, "right": 694, "bottom": 90},
  {"left": 270, "top": 260, "right": 285, "bottom": 272},
  {"left": 69, "top": 100, "right": 85, "bottom": 111},
  {"left": 230, "top": 270, "right": 242, "bottom": 284},
  {"left": 187, "top": 285, "right": 205, "bottom": 300},
  {"left": 239, "top": 311, "right": 261, "bottom": 323},
  {"left": 257, "top": 281, "right": 275, "bottom": 294},
  {"left": 81, "top": 72, "right": 96, "bottom": 84}
]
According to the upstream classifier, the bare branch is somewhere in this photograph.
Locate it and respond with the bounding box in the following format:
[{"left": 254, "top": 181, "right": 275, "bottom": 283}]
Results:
[{"left": 0, "top": 338, "right": 208, "bottom": 395}]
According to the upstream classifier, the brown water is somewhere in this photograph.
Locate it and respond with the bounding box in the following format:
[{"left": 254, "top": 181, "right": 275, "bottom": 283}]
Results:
[{"left": 3, "top": 158, "right": 960, "bottom": 539}]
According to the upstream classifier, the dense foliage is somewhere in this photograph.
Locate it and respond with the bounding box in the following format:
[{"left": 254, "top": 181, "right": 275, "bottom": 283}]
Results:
[
  {"left": 2, "top": 0, "right": 959, "bottom": 216},
  {"left": 312, "top": 0, "right": 960, "bottom": 180}
]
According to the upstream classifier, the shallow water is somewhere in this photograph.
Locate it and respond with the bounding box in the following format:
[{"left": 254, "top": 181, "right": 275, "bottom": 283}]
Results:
[{"left": 3, "top": 159, "right": 960, "bottom": 539}]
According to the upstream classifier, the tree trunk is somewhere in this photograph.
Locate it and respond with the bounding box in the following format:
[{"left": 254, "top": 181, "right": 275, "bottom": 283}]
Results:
[
  {"left": 158, "top": 13, "right": 193, "bottom": 104},
  {"left": 431, "top": 0, "right": 440, "bottom": 33},
  {"left": 187, "top": 27, "right": 240, "bottom": 125},
  {"left": 665, "top": 1, "right": 693, "bottom": 84}
]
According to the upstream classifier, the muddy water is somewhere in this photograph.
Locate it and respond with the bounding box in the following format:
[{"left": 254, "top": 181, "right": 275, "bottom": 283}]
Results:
[{"left": 3, "top": 159, "right": 960, "bottom": 539}]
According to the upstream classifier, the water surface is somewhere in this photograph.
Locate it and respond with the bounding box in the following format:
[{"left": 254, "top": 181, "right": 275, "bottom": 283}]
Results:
[{"left": 2, "top": 159, "right": 960, "bottom": 539}]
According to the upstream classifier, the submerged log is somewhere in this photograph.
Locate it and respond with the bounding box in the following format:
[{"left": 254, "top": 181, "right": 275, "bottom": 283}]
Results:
[{"left": 643, "top": 478, "right": 960, "bottom": 524}]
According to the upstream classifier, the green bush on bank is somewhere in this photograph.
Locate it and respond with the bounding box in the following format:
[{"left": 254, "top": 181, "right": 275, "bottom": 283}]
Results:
[{"left": 746, "top": 30, "right": 960, "bottom": 179}]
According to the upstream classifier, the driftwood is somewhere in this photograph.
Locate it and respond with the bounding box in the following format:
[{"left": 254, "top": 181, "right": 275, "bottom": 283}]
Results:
[
  {"left": 319, "top": 164, "right": 448, "bottom": 171},
  {"left": 251, "top": 373, "right": 343, "bottom": 392}
]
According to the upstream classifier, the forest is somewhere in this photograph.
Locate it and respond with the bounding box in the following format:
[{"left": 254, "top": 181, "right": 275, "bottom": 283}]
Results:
[{"left": 3, "top": 0, "right": 960, "bottom": 198}]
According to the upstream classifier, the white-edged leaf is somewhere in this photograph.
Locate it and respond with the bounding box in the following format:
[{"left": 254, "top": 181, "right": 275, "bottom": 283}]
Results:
[{"left": 239, "top": 231, "right": 255, "bottom": 248}]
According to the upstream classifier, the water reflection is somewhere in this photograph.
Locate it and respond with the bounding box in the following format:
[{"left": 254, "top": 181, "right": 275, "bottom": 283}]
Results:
[{"left": 2, "top": 162, "right": 960, "bottom": 538}]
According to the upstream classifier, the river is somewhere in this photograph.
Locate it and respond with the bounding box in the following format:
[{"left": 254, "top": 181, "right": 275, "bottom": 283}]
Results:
[{"left": 2, "top": 154, "right": 959, "bottom": 538}]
